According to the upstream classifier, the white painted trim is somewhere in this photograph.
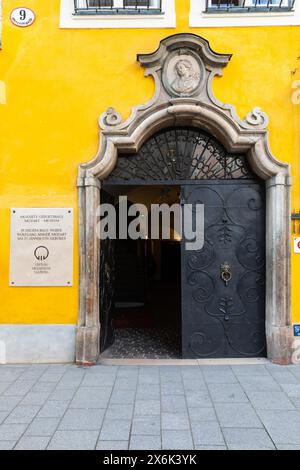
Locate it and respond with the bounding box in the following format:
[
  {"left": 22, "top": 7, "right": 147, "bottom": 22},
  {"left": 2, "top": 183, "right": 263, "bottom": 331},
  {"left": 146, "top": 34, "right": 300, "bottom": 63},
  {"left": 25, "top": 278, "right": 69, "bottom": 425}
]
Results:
[
  {"left": 0, "top": 325, "right": 76, "bottom": 363},
  {"left": 60, "top": 0, "right": 176, "bottom": 28},
  {"left": 189, "top": 0, "right": 300, "bottom": 27}
]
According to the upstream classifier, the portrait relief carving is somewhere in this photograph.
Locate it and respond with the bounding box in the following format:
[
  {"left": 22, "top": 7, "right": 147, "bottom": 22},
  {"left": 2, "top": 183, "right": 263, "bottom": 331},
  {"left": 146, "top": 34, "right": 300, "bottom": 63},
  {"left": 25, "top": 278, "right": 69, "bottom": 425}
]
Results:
[
  {"left": 162, "top": 51, "right": 204, "bottom": 97},
  {"left": 172, "top": 59, "right": 200, "bottom": 94}
]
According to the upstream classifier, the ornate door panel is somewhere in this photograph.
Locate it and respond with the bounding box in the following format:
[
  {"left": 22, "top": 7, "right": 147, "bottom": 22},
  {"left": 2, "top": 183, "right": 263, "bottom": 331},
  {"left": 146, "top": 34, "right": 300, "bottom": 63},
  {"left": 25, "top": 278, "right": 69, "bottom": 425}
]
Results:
[
  {"left": 181, "top": 182, "right": 266, "bottom": 358},
  {"left": 99, "top": 189, "right": 115, "bottom": 353}
]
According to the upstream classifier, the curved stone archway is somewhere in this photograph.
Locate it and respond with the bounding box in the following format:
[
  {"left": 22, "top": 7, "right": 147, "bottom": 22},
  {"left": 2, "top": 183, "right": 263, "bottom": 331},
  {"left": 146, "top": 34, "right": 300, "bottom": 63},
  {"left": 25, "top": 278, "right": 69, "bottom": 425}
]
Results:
[{"left": 76, "top": 34, "right": 292, "bottom": 365}]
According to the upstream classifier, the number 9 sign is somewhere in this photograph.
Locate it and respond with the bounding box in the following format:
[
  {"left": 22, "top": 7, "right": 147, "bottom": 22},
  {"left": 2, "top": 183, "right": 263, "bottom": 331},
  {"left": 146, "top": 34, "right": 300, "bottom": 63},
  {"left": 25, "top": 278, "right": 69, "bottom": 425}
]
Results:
[{"left": 10, "top": 7, "right": 35, "bottom": 28}]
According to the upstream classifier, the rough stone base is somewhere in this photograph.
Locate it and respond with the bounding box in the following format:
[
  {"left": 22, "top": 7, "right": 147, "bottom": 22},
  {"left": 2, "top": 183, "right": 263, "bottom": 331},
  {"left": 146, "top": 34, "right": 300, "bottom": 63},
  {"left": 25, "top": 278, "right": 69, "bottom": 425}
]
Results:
[
  {"left": 267, "top": 325, "right": 293, "bottom": 365},
  {"left": 75, "top": 326, "right": 100, "bottom": 365}
]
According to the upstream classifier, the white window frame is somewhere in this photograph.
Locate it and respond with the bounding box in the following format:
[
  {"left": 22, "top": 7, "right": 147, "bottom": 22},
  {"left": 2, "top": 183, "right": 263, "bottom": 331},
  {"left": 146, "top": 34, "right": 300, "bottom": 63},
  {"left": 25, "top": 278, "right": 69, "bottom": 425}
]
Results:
[
  {"left": 190, "top": 0, "right": 300, "bottom": 27},
  {"left": 60, "top": 0, "right": 176, "bottom": 28}
]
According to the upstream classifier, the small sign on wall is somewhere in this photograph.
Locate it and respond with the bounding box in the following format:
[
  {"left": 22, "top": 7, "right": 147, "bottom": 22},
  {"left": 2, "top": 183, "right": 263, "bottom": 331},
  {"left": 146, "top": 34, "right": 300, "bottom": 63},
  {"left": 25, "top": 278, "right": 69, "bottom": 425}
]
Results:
[
  {"left": 294, "top": 237, "right": 300, "bottom": 254},
  {"left": 10, "top": 8, "right": 36, "bottom": 28},
  {"left": 10, "top": 208, "right": 73, "bottom": 287}
]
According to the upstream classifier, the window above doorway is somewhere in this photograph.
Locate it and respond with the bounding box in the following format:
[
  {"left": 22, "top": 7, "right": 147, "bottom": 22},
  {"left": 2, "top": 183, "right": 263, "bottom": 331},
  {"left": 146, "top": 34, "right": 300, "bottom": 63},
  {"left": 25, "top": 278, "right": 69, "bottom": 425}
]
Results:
[
  {"left": 190, "top": 0, "right": 300, "bottom": 27},
  {"left": 60, "top": 0, "right": 175, "bottom": 28}
]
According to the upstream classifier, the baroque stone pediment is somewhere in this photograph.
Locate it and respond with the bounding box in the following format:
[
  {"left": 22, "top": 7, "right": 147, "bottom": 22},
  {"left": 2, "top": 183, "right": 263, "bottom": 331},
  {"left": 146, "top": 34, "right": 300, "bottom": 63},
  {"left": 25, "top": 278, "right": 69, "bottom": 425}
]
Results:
[
  {"left": 93, "top": 34, "right": 285, "bottom": 183},
  {"left": 98, "top": 34, "right": 269, "bottom": 140}
]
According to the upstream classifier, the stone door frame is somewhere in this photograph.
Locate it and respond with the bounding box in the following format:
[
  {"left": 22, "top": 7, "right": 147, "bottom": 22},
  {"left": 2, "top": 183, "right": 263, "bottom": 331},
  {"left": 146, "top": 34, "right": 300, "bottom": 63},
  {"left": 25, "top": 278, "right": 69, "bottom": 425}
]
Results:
[{"left": 76, "top": 34, "right": 292, "bottom": 365}]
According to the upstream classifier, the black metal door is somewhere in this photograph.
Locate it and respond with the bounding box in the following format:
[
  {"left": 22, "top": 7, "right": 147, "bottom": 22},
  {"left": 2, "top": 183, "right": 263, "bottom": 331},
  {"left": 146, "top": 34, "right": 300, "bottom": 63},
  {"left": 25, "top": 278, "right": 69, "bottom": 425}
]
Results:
[
  {"left": 181, "top": 181, "right": 266, "bottom": 358},
  {"left": 99, "top": 189, "right": 115, "bottom": 353}
]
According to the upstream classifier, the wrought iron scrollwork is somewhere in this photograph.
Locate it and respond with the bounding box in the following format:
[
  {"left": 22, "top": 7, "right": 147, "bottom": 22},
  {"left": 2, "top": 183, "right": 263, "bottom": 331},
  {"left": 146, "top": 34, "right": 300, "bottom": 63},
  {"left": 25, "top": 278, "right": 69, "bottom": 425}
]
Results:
[
  {"left": 182, "top": 182, "right": 266, "bottom": 359},
  {"left": 106, "top": 127, "right": 254, "bottom": 182}
]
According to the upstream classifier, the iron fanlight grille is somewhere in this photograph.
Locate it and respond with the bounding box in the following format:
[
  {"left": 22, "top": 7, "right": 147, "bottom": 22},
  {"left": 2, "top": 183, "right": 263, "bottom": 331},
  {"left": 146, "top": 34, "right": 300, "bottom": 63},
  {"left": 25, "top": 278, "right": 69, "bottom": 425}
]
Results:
[
  {"left": 73, "top": 0, "right": 163, "bottom": 15},
  {"left": 205, "top": 0, "right": 295, "bottom": 12},
  {"left": 106, "top": 128, "right": 255, "bottom": 182}
]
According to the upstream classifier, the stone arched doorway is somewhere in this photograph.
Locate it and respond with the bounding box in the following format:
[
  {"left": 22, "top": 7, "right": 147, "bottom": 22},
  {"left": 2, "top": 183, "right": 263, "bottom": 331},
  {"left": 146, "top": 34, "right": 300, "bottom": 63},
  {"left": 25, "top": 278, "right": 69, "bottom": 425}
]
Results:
[{"left": 76, "top": 34, "right": 292, "bottom": 365}]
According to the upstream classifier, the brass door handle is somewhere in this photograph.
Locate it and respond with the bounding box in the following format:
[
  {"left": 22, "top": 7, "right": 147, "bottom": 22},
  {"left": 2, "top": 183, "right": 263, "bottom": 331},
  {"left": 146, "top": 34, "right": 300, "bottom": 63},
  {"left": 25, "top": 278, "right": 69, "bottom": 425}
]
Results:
[{"left": 221, "top": 262, "right": 232, "bottom": 287}]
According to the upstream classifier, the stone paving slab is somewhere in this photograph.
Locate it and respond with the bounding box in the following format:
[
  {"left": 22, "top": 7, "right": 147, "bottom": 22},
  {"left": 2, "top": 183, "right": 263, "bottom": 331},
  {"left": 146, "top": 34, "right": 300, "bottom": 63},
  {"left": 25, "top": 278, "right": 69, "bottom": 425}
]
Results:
[
  {"left": 37, "top": 401, "right": 69, "bottom": 419},
  {"left": 246, "top": 391, "right": 295, "bottom": 410},
  {"left": 136, "top": 385, "right": 160, "bottom": 400},
  {"left": 162, "top": 412, "right": 190, "bottom": 431},
  {"left": 20, "top": 392, "right": 51, "bottom": 406},
  {"left": 0, "top": 424, "right": 28, "bottom": 441},
  {"left": 99, "top": 419, "right": 131, "bottom": 441},
  {"left": 25, "top": 417, "right": 60, "bottom": 436},
  {"left": 196, "top": 445, "right": 227, "bottom": 450},
  {"left": 0, "top": 411, "right": 9, "bottom": 424},
  {"left": 135, "top": 399, "right": 161, "bottom": 416},
  {"left": 256, "top": 409, "right": 300, "bottom": 445},
  {"left": 191, "top": 421, "right": 225, "bottom": 446},
  {"left": 189, "top": 407, "right": 217, "bottom": 422},
  {"left": 237, "top": 375, "right": 281, "bottom": 392},
  {"left": 186, "top": 390, "right": 212, "bottom": 408},
  {"left": 15, "top": 436, "right": 51, "bottom": 450},
  {"left": 0, "top": 396, "right": 22, "bottom": 412},
  {"left": 110, "top": 389, "right": 136, "bottom": 405},
  {"left": 0, "top": 383, "right": 12, "bottom": 394},
  {"left": 70, "top": 387, "right": 112, "bottom": 409},
  {"left": 132, "top": 416, "right": 161, "bottom": 436},
  {"left": 48, "top": 430, "right": 99, "bottom": 450},
  {"left": 207, "top": 383, "right": 248, "bottom": 404},
  {"left": 214, "top": 403, "right": 263, "bottom": 428},
  {"left": 0, "top": 363, "right": 300, "bottom": 449},
  {"left": 59, "top": 409, "right": 105, "bottom": 431},
  {"left": 106, "top": 404, "right": 134, "bottom": 420},
  {"left": 162, "top": 430, "right": 193, "bottom": 450},
  {"left": 0, "top": 441, "right": 16, "bottom": 450},
  {"left": 97, "top": 440, "right": 128, "bottom": 450},
  {"left": 222, "top": 427, "right": 275, "bottom": 450},
  {"left": 5, "top": 405, "right": 40, "bottom": 424},
  {"left": 129, "top": 435, "right": 161, "bottom": 450}
]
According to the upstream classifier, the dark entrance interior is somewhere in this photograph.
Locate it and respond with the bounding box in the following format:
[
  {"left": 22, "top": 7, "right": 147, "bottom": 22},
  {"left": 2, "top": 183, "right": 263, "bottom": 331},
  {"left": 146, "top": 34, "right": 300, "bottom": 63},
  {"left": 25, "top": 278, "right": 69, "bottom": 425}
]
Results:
[
  {"left": 100, "top": 186, "right": 182, "bottom": 359},
  {"left": 99, "top": 126, "right": 267, "bottom": 360}
]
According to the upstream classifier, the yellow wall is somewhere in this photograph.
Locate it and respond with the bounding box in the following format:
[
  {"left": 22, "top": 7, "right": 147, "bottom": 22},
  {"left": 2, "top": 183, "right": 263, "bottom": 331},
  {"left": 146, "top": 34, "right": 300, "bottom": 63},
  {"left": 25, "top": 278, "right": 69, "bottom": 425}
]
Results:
[{"left": 0, "top": 0, "right": 299, "bottom": 324}]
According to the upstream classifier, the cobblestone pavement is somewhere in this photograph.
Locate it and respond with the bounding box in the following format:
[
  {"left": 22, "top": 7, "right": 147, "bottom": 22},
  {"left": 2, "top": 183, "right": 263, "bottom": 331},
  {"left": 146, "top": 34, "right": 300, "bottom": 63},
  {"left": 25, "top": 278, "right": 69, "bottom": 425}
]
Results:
[{"left": 1, "top": 363, "right": 300, "bottom": 450}]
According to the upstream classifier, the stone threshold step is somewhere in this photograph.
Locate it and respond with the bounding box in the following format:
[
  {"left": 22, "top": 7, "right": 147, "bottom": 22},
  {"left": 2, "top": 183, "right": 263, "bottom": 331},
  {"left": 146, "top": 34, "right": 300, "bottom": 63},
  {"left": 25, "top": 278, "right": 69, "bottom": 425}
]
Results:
[{"left": 98, "top": 358, "right": 270, "bottom": 366}]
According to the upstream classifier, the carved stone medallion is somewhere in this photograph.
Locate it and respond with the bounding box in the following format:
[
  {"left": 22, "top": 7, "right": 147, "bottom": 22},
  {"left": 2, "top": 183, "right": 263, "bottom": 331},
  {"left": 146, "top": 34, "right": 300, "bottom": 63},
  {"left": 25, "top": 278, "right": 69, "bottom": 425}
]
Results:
[{"left": 162, "top": 50, "right": 205, "bottom": 98}]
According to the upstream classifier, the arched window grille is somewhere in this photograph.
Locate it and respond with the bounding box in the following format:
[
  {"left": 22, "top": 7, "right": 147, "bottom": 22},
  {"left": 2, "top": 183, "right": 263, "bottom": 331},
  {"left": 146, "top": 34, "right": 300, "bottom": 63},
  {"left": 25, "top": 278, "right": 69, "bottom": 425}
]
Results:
[{"left": 105, "top": 128, "right": 255, "bottom": 183}]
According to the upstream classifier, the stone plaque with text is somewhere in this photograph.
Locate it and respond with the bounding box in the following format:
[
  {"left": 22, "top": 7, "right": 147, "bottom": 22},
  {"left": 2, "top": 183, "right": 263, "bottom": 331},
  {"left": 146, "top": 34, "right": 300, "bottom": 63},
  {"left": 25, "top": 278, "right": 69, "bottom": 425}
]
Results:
[{"left": 10, "top": 208, "right": 73, "bottom": 287}]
